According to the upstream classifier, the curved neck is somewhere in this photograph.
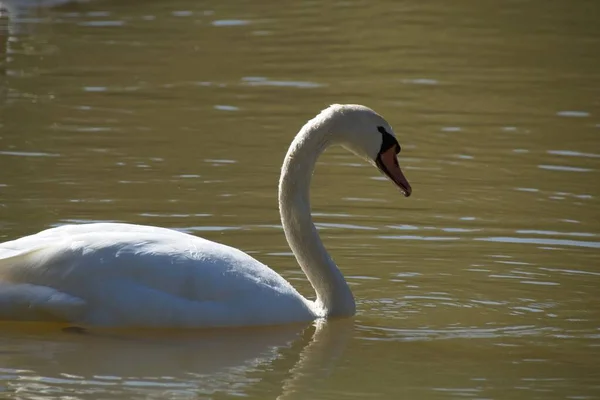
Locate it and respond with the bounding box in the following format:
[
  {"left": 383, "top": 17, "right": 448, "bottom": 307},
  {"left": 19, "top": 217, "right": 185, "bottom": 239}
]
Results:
[{"left": 278, "top": 121, "right": 355, "bottom": 317}]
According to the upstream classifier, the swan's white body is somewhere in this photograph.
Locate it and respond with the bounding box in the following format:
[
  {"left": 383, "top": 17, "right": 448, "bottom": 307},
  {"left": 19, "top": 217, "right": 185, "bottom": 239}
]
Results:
[
  {"left": 0, "top": 224, "right": 315, "bottom": 326},
  {"left": 0, "top": 104, "right": 411, "bottom": 328}
]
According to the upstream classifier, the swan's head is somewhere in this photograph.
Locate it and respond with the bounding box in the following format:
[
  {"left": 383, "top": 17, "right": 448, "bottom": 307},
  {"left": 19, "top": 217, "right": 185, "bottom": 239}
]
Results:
[{"left": 322, "top": 104, "right": 412, "bottom": 197}]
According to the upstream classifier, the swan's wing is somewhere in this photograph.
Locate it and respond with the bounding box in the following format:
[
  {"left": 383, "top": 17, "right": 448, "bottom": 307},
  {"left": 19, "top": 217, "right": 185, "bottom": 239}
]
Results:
[
  {"left": 0, "top": 223, "right": 313, "bottom": 327},
  {"left": 0, "top": 226, "right": 294, "bottom": 299}
]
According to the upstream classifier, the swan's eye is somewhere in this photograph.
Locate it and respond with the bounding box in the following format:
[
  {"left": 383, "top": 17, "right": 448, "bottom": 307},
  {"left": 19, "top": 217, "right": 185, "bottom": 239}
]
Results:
[{"left": 377, "top": 126, "right": 401, "bottom": 155}]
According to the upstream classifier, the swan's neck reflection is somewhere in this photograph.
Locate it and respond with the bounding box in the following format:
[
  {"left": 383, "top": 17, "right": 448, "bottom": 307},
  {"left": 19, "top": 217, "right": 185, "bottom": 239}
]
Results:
[{"left": 276, "top": 319, "right": 354, "bottom": 400}]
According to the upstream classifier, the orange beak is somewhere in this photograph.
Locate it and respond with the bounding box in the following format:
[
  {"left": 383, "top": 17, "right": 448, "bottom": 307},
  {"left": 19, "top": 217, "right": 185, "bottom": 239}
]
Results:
[{"left": 376, "top": 147, "right": 412, "bottom": 197}]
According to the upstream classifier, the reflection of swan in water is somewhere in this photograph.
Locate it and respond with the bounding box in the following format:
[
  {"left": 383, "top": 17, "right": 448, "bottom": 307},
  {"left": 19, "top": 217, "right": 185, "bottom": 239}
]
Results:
[
  {"left": 0, "top": 320, "right": 354, "bottom": 398},
  {"left": 275, "top": 320, "right": 353, "bottom": 400},
  {"left": 0, "top": 105, "right": 411, "bottom": 328}
]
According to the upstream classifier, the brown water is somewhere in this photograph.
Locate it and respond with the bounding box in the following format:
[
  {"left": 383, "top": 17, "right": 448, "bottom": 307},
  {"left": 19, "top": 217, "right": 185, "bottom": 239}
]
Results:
[{"left": 0, "top": 0, "right": 599, "bottom": 399}]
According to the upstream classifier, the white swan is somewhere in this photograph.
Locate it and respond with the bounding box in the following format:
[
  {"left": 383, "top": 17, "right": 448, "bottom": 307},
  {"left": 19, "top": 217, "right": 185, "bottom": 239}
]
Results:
[{"left": 0, "top": 104, "right": 412, "bottom": 328}]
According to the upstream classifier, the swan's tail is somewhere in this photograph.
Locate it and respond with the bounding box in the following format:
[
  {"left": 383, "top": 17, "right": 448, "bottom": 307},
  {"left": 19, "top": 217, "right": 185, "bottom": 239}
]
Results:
[{"left": 0, "top": 249, "right": 86, "bottom": 322}]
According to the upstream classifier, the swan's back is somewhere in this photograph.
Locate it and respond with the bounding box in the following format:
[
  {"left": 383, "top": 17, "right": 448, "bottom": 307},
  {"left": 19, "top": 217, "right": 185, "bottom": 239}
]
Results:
[{"left": 0, "top": 223, "right": 316, "bottom": 327}]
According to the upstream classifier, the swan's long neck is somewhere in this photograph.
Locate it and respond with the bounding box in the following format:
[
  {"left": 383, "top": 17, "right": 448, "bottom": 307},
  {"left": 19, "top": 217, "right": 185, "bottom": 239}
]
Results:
[{"left": 278, "top": 119, "right": 356, "bottom": 317}]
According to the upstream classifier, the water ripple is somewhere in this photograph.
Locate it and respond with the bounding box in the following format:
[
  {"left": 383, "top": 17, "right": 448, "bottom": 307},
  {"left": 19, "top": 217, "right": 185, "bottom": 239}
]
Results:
[
  {"left": 538, "top": 164, "right": 592, "bottom": 172},
  {"left": 358, "top": 324, "right": 555, "bottom": 342},
  {"left": 0, "top": 151, "right": 59, "bottom": 157},
  {"left": 212, "top": 19, "right": 249, "bottom": 27},
  {"left": 556, "top": 111, "right": 590, "bottom": 118},
  {"left": 241, "top": 76, "right": 323, "bottom": 88},
  {"left": 379, "top": 235, "right": 460, "bottom": 241},
  {"left": 172, "top": 11, "right": 193, "bottom": 17},
  {"left": 78, "top": 20, "right": 125, "bottom": 27},
  {"left": 474, "top": 236, "right": 600, "bottom": 249},
  {"left": 516, "top": 229, "right": 596, "bottom": 237},
  {"left": 214, "top": 105, "right": 239, "bottom": 111},
  {"left": 402, "top": 78, "right": 439, "bottom": 85},
  {"left": 548, "top": 150, "right": 600, "bottom": 159}
]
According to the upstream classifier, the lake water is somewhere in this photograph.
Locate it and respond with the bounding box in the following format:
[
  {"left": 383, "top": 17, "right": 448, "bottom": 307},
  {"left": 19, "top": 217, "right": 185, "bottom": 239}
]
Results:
[{"left": 0, "top": 0, "right": 599, "bottom": 399}]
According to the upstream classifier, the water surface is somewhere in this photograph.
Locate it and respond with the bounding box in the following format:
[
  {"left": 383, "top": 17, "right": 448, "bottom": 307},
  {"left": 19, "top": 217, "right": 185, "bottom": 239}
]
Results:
[{"left": 0, "top": 0, "right": 599, "bottom": 399}]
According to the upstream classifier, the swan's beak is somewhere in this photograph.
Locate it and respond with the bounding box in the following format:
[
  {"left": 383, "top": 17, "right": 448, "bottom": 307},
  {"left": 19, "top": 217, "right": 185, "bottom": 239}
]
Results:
[{"left": 376, "top": 148, "right": 412, "bottom": 197}]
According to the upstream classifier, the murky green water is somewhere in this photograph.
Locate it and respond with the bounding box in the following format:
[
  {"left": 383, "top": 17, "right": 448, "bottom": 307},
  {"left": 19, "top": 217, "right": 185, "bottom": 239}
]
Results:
[{"left": 0, "top": 0, "right": 599, "bottom": 399}]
